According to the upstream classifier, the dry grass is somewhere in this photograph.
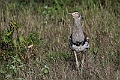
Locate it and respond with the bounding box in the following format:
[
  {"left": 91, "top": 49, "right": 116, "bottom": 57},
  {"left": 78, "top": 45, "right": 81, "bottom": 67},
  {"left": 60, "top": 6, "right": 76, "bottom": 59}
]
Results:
[{"left": 0, "top": 0, "right": 120, "bottom": 80}]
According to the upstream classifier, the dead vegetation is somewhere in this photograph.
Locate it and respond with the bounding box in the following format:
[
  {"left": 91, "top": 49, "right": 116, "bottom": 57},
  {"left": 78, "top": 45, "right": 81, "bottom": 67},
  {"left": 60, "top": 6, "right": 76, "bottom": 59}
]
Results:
[{"left": 0, "top": 0, "right": 120, "bottom": 80}]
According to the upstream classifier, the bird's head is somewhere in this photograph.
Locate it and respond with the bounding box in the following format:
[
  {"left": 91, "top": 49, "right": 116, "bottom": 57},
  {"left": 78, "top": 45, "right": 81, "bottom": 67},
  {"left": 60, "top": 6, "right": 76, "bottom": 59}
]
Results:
[{"left": 68, "top": 12, "right": 83, "bottom": 20}]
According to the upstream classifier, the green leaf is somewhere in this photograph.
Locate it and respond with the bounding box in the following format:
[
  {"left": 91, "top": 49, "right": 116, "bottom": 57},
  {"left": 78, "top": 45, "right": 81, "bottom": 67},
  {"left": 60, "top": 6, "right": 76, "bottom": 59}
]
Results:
[
  {"left": 13, "top": 39, "right": 18, "bottom": 47},
  {"left": 6, "top": 30, "right": 13, "bottom": 36},
  {"left": 41, "top": 65, "right": 49, "bottom": 74},
  {"left": 19, "top": 36, "right": 26, "bottom": 45},
  {"left": 3, "top": 35, "right": 12, "bottom": 43},
  {"left": 0, "top": 70, "right": 6, "bottom": 74},
  {"left": 43, "top": 68, "right": 49, "bottom": 74},
  {"left": 16, "top": 78, "right": 24, "bottom": 80}
]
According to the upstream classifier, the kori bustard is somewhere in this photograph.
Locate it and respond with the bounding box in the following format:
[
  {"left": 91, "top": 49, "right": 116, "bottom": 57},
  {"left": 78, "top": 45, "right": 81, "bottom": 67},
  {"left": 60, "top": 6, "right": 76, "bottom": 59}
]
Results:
[{"left": 68, "top": 12, "right": 90, "bottom": 68}]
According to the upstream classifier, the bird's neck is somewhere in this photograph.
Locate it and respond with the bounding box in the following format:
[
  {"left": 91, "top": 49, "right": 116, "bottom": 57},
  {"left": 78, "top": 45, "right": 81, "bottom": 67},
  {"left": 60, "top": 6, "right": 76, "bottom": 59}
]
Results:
[
  {"left": 73, "top": 18, "right": 83, "bottom": 33},
  {"left": 72, "top": 18, "right": 85, "bottom": 43}
]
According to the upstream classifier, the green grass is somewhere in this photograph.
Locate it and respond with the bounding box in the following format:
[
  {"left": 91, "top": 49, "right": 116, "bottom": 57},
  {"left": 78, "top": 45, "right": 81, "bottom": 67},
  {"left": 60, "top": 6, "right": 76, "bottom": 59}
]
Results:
[{"left": 0, "top": 0, "right": 120, "bottom": 80}]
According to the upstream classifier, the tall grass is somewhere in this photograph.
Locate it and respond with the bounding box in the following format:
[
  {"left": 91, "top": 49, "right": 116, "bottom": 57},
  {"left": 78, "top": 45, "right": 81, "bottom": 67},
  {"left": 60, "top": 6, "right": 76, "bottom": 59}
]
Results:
[{"left": 0, "top": 0, "right": 120, "bottom": 80}]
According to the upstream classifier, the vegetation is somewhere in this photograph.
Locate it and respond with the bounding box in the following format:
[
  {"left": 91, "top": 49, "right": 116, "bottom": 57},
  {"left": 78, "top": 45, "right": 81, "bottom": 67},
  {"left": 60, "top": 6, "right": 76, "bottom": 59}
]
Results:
[{"left": 0, "top": 0, "right": 120, "bottom": 80}]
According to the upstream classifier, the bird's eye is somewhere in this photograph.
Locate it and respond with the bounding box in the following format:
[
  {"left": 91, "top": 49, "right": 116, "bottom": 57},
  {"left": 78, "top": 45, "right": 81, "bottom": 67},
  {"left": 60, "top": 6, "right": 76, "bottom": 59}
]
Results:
[{"left": 75, "top": 12, "right": 78, "bottom": 14}]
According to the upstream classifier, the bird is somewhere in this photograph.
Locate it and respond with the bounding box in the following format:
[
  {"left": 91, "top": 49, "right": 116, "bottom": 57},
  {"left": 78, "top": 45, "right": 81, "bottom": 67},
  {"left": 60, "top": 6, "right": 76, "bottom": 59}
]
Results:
[{"left": 68, "top": 12, "right": 90, "bottom": 68}]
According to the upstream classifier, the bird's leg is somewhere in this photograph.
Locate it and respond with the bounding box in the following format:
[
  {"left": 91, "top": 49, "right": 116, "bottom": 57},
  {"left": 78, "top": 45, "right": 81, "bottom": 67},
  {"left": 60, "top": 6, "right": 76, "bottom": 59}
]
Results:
[
  {"left": 81, "top": 53, "right": 85, "bottom": 68},
  {"left": 74, "top": 51, "right": 79, "bottom": 68}
]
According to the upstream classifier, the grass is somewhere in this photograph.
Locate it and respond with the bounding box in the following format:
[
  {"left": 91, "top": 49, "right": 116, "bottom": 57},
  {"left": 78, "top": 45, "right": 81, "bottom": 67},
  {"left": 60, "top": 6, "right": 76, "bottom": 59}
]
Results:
[{"left": 0, "top": 0, "right": 120, "bottom": 80}]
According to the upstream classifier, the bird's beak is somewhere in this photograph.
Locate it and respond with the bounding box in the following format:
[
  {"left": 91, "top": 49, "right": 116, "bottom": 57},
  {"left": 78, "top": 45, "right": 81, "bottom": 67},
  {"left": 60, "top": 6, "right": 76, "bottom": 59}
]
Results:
[{"left": 67, "top": 12, "right": 72, "bottom": 15}]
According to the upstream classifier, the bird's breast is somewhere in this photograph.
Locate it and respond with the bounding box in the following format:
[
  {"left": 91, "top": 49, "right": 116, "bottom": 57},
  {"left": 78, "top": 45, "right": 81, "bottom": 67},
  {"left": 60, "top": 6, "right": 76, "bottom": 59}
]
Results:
[{"left": 72, "top": 31, "right": 85, "bottom": 43}]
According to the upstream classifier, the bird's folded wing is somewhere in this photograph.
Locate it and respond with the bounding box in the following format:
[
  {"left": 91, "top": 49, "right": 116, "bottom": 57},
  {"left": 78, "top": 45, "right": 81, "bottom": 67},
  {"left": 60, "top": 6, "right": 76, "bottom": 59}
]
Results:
[{"left": 71, "top": 42, "right": 90, "bottom": 52}]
